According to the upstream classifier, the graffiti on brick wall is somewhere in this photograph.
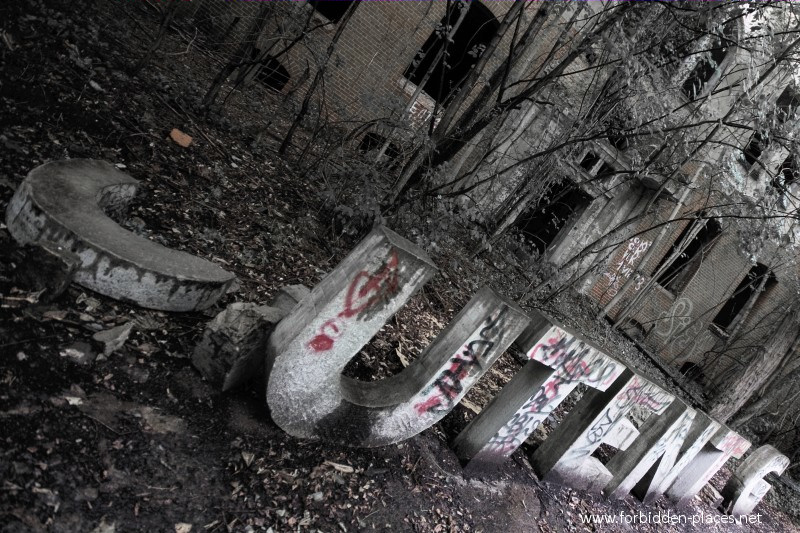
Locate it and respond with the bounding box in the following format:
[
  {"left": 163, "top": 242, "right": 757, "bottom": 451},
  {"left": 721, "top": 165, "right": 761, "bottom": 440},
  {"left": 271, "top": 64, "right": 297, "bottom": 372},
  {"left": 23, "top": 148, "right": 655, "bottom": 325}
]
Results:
[
  {"left": 308, "top": 250, "right": 400, "bottom": 353},
  {"left": 653, "top": 297, "right": 704, "bottom": 351},
  {"left": 414, "top": 307, "right": 509, "bottom": 416},
  {"left": 603, "top": 237, "right": 651, "bottom": 297},
  {"left": 408, "top": 98, "right": 441, "bottom": 130}
]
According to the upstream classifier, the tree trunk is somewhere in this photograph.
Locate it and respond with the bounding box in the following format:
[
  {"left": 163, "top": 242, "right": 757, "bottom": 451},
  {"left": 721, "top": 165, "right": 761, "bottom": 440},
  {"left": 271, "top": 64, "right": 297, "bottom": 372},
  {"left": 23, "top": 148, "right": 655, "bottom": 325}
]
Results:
[{"left": 131, "top": 0, "right": 181, "bottom": 75}]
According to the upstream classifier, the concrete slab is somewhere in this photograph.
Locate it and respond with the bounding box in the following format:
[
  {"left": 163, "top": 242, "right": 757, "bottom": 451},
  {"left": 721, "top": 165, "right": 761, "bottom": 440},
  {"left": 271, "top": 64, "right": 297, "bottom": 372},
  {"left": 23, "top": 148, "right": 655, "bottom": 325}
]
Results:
[
  {"left": 601, "top": 417, "right": 639, "bottom": 451},
  {"left": 5, "top": 159, "right": 235, "bottom": 311},
  {"left": 632, "top": 410, "right": 720, "bottom": 503},
  {"left": 265, "top": 227, "right": 530, "bottom": 446}
]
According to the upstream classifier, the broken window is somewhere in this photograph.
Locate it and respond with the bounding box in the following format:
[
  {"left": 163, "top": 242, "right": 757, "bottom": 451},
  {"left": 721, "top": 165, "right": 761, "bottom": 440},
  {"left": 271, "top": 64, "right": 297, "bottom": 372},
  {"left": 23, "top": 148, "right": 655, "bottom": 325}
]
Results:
[
  {"left": 654, "top": 217, "right": 721, "bottom": 293},
  {"left": 595, "top": 162, "right": 617, "bottom": 179},
  {"left": 743, "top": 131, "right": 767, "bottom": 168},
  {"left": 774, "top": 155, "right": 797, "bottom": 190},
  {"left": 515, "top": 181, "right": 592, "bottom": 256},
  {"left": 403, "top": 0, "right": 499, "bottom": 106},
  {"left": 579, "top": 151, "right": 601, "bottom": 171},
  {"left": 307, "top": 0, "right": 354, "bottom": 23},
  {"left": 607, "top": 133, "right": 629, "bottom": 151},
  {"left": 712, "top": 263, "right": 777, "bottom": 331},
  {"left": 743, "top": 85, "right": 798, "bottom": 169},
  {"left": 681, "top": 31, "right": 730, "bottom": 99},
  {"left": 253, "top": 53, "right": 290, "bottom": 92}
]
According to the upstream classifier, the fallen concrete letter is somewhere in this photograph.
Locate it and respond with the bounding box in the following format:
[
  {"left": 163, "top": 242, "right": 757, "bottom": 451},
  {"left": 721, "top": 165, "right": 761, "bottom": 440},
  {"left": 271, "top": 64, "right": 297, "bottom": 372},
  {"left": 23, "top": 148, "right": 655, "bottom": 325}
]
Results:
[
  {"left": 665, "top": 425, "right": 750, "bottom": 506},
  {"left": 721, "top": 445, "right": 789, "bottom": 518},
  {"left": 631, "top": 410, "right": 720, "bottom": 503},
  {"left": 603, "top": 399, "right": 695, "bottom": 499},
  {"left": 5, "top": 159, "right": 235, "bottom": 311},
  {"left": 266, "top": 227, "right": 529, "bottom": 446},
  {"left": 531, "top": 370, "right": 674, "bottom": 492},
  {"left": 451, "top": 313, "right": 625, "bottom": 465}
]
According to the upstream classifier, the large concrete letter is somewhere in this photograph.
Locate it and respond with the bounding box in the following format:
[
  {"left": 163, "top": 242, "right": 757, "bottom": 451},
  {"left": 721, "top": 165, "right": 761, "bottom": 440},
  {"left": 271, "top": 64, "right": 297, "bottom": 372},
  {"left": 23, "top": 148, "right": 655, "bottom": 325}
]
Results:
[
  {"left": 721, "top": 445, "right": 789, "bottom": 518},
  {"left": 5, "top": 159, "right": 235, "bottom": 311},
  {"left": 265, "top": 227, "right": 529, "bottom": 446},
  {"left": 631, "top": 410, "right": 720, "bottom": 503},
  {"left": 531, "top": 370, "right": 673, "bottom": 492},
  {"left": 666, "top": 426, "right": 751, "bottom": 506},
  {"left": 452, "top": 313, "right": 625, "bottom": 465},
  {"left": 603, "top": 399, "right": 695, "bottom": 499}
]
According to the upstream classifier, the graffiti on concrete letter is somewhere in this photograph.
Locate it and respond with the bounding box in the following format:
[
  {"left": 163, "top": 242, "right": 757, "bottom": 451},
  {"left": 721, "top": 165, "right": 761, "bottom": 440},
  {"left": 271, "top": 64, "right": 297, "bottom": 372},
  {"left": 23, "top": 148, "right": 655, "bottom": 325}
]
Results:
[
  {"left": 308, "top": 250, "right": 399, "bottom": 353},
  {"left": 603, "top": 237, "right": 651, "bottom": 297}
]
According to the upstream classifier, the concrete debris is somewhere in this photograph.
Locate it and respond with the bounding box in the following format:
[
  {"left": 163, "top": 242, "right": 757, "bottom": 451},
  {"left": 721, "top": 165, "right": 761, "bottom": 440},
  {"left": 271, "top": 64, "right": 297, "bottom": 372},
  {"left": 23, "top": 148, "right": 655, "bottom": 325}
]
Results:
[
  {"left": 192, "top": 296, "right": 297, "bottom": 391},
  {"left": 93, "top": 322, "right": 134, "bottom": 357}
]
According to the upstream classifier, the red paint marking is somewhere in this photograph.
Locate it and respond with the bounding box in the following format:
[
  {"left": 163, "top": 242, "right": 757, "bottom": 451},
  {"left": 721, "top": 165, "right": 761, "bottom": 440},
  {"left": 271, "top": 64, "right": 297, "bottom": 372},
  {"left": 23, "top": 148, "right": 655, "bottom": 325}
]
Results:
[
  {"left": 414, "top": 396, "right": 442, "bottom": 415},
  {"left": 307, "top": 250, "right": 400, "bottom": 353},
  {"left": 309, "top": 334, "right": 335, "bottom": 352}
]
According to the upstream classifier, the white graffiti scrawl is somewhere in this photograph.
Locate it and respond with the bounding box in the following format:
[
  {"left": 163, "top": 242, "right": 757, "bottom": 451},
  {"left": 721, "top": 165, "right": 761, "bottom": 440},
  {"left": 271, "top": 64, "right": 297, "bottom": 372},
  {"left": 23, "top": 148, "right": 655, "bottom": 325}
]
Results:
[{"left": 603, "top": 237, "right": 651, "bottom": 297}]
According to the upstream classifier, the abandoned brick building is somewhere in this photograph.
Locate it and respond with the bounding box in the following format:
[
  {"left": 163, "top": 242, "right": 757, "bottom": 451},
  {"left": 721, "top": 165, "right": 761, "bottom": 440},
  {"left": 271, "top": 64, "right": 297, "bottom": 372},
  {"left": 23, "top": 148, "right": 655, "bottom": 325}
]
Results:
[{"left": 182, "top": 1, "right": 800, "bottom": 430}]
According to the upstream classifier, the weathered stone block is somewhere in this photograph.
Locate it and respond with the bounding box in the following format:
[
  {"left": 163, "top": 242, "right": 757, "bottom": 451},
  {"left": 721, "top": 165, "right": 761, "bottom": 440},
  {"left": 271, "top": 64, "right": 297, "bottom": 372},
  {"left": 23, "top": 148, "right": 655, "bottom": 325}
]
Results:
[
  {"left": 531, "top": 369, "right": 674, "bottom": 493},
  {"left": 452, "top": 312, "right": 625, "bottom": 465},
  {"left": 721, "top": 444, "right": 789, "bottom": 518},
  {"left": 193, "top": 302, "right": 285, "bottom": 390},
  {"left": 5, "top": 159, "right": 235, "bottom": 311}
]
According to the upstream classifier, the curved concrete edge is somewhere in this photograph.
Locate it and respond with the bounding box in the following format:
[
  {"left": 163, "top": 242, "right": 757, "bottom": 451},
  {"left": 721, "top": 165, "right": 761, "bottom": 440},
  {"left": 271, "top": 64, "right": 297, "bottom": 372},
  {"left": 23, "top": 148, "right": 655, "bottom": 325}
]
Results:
[
  {"left": 5, "top": 160, "right": 235, "bottom": 312},
  {"left": 721, "top": 444, "right": 789, "bottom": 517}
]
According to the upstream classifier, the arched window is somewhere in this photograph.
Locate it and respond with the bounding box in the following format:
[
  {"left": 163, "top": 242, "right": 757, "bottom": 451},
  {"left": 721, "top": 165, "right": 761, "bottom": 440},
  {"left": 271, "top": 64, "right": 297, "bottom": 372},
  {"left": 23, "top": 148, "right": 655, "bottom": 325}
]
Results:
[
  {"left": 249, "top": 49, "right": 290, "bottom": 92},
  {"left": 403, "top": 0, "right": 499, "bottom": 106}
]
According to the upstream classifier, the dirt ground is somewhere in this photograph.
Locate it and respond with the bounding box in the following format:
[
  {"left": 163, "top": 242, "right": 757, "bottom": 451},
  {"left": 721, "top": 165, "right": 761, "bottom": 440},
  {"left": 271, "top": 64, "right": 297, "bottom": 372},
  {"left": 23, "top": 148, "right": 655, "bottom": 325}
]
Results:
[{"left": 1, "top": 1, "right": 798, "bottom": 532}]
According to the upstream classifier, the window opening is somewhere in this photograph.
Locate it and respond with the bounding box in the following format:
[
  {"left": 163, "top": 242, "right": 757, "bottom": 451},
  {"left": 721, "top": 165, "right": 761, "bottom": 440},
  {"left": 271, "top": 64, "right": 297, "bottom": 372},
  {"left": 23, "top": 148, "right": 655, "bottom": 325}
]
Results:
[
  {"left": 403, "top": 0, "right": 499, "bottom": 106},
  {"left": 743, "top": 131, "right": 767, "bottom": 168},
  {"left": 358, "top": 132, "right": 400, "bottom": 160},
  {"left": 712, "top": 263, "right": 777, "bottom": 331},
  {"left": 308, "top": 0, "right": 354, "bottom": 23},
  {"left": 654, "top": 217, "right": 721, "bottom": 292},
  {"left": 595, "top": 162, "right": 616, "bottom": 179},
  {"left": 579, "top": 151, "right": 601, "bottom": 171},
  {"left": 681, "top": 32, "right": 729, "bottom": 98},
  {"left": 251, "top": 50, "right": 290, "bottom": 92},
  {"left": 515, "top": 181, "right": 592, "bottom": 256}
]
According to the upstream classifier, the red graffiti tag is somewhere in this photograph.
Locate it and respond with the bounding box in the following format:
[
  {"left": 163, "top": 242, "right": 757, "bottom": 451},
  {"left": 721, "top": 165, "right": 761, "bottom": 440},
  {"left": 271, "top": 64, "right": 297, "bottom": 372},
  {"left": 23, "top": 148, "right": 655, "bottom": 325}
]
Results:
[{"left": 308, "top": 250, "right": 400, "bottom": 353}]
